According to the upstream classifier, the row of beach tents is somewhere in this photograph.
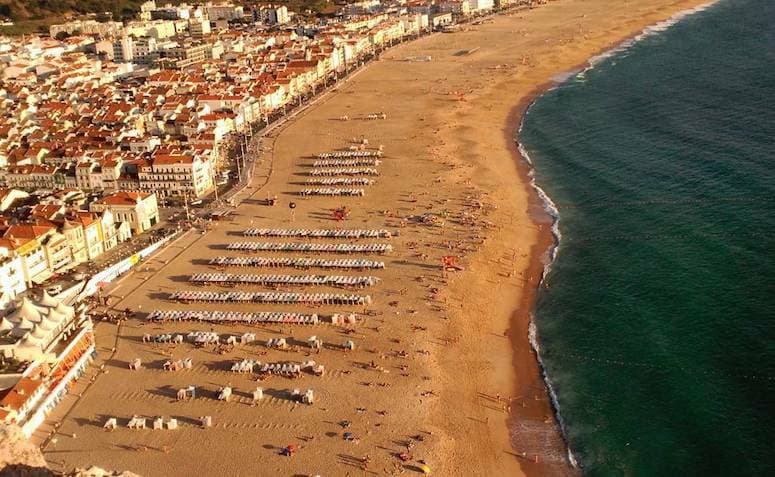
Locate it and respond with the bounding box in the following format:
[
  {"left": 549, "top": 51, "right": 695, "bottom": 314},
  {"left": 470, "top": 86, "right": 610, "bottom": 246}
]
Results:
[
  {"left": 226, "top": 242, "right": 393, "bottom": 254},
  {"left": 209, "top": 256, "right": 385, "bottom": 270},
  {"left": 146, "top": 310, "right": 320, "bottom": 324},
  {"left": 242, "top": 228, "right": 390, "bottom": 238},
  {"left": 169, "top": 290, "right": 371, "bottom": 305},
  {"left": 188, "top": 273, "right": 380, "bottom": 287}
]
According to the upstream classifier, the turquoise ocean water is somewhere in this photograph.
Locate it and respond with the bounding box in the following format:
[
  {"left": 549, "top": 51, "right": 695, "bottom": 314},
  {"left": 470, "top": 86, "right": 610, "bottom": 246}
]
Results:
[{"left": 519, "top": 0, "right": 775, "bottom": 475}]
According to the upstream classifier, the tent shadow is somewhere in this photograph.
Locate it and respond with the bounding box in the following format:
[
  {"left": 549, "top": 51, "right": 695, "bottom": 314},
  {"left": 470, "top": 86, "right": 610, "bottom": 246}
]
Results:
[{"left": 171, "top": 415, "right": 202, "bottom": 427}]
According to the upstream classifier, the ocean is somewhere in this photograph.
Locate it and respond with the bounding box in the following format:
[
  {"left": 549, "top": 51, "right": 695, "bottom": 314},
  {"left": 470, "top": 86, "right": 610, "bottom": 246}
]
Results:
[{"left": 518, "top": 0, "right": 775, "bottom": 475}]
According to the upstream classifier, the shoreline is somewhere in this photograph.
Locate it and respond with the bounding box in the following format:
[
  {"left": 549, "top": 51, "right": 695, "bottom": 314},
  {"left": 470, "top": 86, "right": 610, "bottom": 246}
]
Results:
[
  {"left": 38, "top": 2, "right": 723, "bottom": 475},
  {"left": 505, "top": 0, "right": 723, "bottom": 472},
  {"left": 503, "top": 83, "right": 564, "bottom": 473}
]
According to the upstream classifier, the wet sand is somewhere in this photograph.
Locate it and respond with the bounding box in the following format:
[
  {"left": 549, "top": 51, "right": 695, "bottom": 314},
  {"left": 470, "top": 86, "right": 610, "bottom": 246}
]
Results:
[{"left": 43, "top": 1, "right": 713, "bottom": 475}]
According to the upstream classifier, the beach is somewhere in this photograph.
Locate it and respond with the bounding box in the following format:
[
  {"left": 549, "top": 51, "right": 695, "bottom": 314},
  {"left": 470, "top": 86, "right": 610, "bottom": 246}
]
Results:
[{"left": 42, "top": 1, "right": 714, "bottom": 476}]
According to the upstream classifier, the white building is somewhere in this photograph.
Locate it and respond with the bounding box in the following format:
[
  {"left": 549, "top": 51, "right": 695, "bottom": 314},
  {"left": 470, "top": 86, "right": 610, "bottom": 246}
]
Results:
[
  {"left": 138, "top": 154, "right": 215, "bottom": 199},
  {"left": 437, "top": 0, "right": 471, "bottom": 16},
  {"left": 205, "top": 4, "right": 244, "bottom": 21},
  {"left": 112, "top": 36, "right": 158, "bottom": 64},
  {"left": 469, "top": 0, "right": 495, "bottom": 13},
  {"left": 131, "top": 37, "right": 159, "bottom": 64},
  {"left": 2, "top": 165, "right": 59, "bottom": 191},
  {"left": 90, "top": 191, "right": 159, "bottom": 235},
  {"left": 0, "top": 252, "right": 27, "bottom": 310},
  {"left": 0, "top": 227, "right": 54, "bottom": 286},
  {"left": 189, "top": 18, "right": 212, "bottom": 36},
  {"left": 49, "top": 20, "right": 123, "bottom": 39},
  {"left": 0, "top": 189, "right": 29, "bottom": 212},
  {"left": 139, "top": 0, "right": 158, "bottom": 21},
  {"left": 112, "top": 36, "right": 134, "bottom": 63},
  {"left": 258, "top": 5, "right": 290, "bottom": 25}
]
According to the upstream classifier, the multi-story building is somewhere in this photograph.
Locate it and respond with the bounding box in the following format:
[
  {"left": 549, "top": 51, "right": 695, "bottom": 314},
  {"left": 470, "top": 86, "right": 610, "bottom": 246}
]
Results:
[
  {"left": 132, "top": 37, "right": 159, "bottom": 64},
  {"left": 158, "top": 41, "right": 211, "bottom": 69},
  {"left": 126, "top": 20, "right": 177, "bottom": 39},
  {"left": 112, "top": 36, "right": 158, "bottom": 64},
  {"left": 437, "top": 0, "right": 472, "bottom": 17},
  {"left": 96, "top": 210, "right": 122, "bottom": 252},
  {"left": 139, "top": 0, "right": 157, "bottom": 21},
  {"left": 205, "top": 4, "right": 244, "bottom": 21},
  {"left": 49, "top": 20, "right": 123, "bottom": 39},
  {"left": 69, "top": 212, "right": 103, "bottom": 261},
  {"left": 345, "top": 0, "right": 382, "bottom": 17},
  {"left": 99, "top": 159, "right": 123, "bottom": 192},
  {"left": 60, "top": 220, "right": 88, "bottom": 266},
  {"left": 0, "top": 252, "right": 27, "bottom": 309},
  {"left": 1, "top": 226, "right": 56, "bottom": 285},
  {"left": 2, "top": 165, "right": 59, "bottom": 191},
  {"left": 90, "top": 191, "right": 158, "bottom": 236},
  {"left": 39, "top": 229, "right": 72, "bottom": 275},
  {"left": 138, "top": 154, "right": 215, "bottom": 199},
  {"left": 431, "top": 12, "right": 454, "bottom": 29},
  {"left": 469, "top": 0, "right": 495, "bottom": 13},
  {"left": 151, "top": 8, "right": 180, "bottom": 21},
  {"left": 189, "top": 18, "right": 212, "bottom": 37},
  {"left": 112, "top": 36, "right": 134, "bottom": 63},
  {"left": 75, "top": 163, "right": 98, "bottom": 191},
  {"left": 257, "top": 5, "right": 290, "bottom": 25}
]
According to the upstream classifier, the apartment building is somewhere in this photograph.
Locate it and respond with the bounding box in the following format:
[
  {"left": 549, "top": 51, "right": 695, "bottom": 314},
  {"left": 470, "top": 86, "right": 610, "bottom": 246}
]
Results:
[
  {"left": 112, "top": 36, "right": 159, "bottom": 64},
  {"left": 189, "top": 18, "right": 212, "bottom": 37},
  {"left": 437, "top": 0, "right": 472, "bottom": 16},
  {"left": 2, "top": 165, "right": 59, "bottom": 191},
  {"left": 0, "top": 252, "right": 27, "bottom": 309},
  {"left": 1, "top": 226, "right": 58, "bottom": 285},
  {"left": 256, "top": 5, "right": 290, "bottom": 25},
  {"left": 138, "top": 154, "right": 214, "bottom": 199},
  {"left": 158, "top": 42, "right": 211, "bottom": 69},
  {"left": 90, "top": 191, "right": 159, "bottom": 235}
]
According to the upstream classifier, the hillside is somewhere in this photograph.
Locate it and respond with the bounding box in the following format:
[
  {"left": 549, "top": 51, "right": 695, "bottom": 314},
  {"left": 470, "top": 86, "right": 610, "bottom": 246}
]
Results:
[{"left": 0, "top": 0, "right": 147, "bottom": 22}]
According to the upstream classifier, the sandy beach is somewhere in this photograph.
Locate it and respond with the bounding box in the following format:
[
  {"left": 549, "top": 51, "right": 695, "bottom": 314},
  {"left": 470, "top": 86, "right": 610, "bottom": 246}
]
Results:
[{"left": 42, "top": 1, "right": 713, "bottom": 476}]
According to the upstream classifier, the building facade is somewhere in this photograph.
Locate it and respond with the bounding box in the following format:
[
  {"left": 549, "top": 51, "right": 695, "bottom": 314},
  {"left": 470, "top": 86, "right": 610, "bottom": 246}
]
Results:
[
  {"left": 90, "top": 191, "right": 159, "bottom": 235},
  {"left": 138, "top": 154, "right": 214, "bottom": 199}
]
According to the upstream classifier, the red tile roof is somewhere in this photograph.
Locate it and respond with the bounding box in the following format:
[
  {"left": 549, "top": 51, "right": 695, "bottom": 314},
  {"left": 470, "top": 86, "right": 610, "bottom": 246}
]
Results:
[
  {"left": 4, "top": 224, "right": 54, "bottom": 240},
  {"left": 0, "top": 378, "right": 44, "bottom": 412},
  {"left": 94, "top": 191, "right": 151, "bottom": 206}
]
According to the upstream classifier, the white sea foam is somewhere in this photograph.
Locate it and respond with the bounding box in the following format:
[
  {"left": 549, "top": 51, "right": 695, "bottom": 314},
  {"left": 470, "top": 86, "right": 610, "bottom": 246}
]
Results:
[
  {"left": 514, "top": 1, "right": 722, "bottom": 469},
  {"left": 528, "top": 317, "right": 578, "bottom": 467},
  {"left": 579, "top": 0, "right": 720, "bottom": 79}
]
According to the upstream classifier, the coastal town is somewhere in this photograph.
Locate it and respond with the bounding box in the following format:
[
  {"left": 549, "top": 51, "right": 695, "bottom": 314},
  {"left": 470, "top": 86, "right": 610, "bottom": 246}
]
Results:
[{"left": 0, "top": 1, "right": 555, "bottom": 475}]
